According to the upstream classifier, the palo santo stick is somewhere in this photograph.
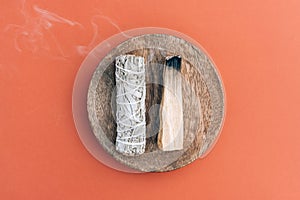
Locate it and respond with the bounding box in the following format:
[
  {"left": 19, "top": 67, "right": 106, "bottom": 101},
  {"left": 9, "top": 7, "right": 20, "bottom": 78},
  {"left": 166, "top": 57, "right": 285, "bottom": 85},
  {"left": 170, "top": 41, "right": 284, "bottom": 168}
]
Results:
[
  {"left": 115, "top": 55, "right": 146, "bottom": 156},
  {"left": 158, "top": 56, "right": 184, "bottom": 151}
]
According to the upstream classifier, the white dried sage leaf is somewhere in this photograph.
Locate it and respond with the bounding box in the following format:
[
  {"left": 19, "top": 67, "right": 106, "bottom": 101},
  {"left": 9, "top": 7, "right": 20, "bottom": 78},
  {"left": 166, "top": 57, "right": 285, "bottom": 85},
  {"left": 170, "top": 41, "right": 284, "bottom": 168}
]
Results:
[{"left": 115, "top": 55, "right": 146, "bottom": 156}]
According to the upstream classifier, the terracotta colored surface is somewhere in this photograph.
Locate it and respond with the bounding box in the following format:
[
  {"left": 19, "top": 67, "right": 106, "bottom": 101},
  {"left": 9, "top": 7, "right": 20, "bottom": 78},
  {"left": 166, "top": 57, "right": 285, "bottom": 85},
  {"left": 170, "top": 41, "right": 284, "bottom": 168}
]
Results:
[{"left": 1, "top": 0, "right": 300, "bottom": 199}]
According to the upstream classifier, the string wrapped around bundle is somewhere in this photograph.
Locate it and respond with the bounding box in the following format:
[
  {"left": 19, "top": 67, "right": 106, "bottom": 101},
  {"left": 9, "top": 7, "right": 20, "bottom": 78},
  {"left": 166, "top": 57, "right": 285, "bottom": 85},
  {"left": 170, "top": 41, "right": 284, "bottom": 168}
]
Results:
[{"left": 115, "top": 55, "right": 146, "bottom": 156}]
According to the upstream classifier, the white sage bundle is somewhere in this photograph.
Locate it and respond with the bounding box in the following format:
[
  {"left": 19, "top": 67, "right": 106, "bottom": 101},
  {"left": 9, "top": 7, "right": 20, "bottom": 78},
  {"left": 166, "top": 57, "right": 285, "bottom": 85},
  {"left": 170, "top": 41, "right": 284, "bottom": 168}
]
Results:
[{"left": 115, "top": 55, "right": 146, "bottom": 156}]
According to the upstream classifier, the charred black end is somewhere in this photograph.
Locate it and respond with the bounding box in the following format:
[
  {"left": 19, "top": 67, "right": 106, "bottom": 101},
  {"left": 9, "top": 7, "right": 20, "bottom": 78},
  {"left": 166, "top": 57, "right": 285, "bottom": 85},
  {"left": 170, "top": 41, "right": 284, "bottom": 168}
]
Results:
[{"left": 166, "top": 55, "right": 182, "bottom": 71}]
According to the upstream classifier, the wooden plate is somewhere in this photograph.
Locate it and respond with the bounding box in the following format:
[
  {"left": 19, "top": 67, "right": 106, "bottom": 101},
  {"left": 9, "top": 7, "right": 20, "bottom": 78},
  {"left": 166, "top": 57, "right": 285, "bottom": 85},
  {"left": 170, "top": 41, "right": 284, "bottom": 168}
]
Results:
[{"left": 87, "top": 34, "right": 225, "bottom": 172}]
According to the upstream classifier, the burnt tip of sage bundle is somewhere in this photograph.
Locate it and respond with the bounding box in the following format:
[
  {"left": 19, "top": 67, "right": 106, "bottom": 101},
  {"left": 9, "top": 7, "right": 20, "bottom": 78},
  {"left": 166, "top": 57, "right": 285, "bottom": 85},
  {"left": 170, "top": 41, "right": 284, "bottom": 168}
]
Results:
[{"left": 166, "top": 55, "right": 182, "bottom": 71}]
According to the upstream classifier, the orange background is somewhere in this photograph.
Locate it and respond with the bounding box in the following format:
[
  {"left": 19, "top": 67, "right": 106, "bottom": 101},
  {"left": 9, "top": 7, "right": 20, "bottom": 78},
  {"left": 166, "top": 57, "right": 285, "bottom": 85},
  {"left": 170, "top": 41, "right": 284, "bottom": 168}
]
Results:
[{"left": 1, "top": 0, "right": 300, "bottom": 199}]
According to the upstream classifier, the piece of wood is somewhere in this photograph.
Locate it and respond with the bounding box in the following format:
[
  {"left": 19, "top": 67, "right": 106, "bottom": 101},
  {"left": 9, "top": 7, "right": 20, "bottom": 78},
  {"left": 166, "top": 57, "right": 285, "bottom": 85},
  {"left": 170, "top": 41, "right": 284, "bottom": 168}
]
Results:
[
  {"left": 158, "top": 56, "right": 184, "bottom": 151},
  {"left": 115, "top": 55, "right": 146, "bottom": 156}
]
